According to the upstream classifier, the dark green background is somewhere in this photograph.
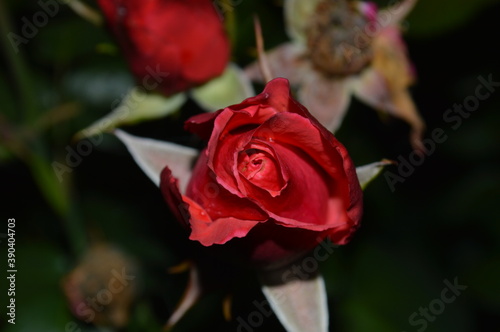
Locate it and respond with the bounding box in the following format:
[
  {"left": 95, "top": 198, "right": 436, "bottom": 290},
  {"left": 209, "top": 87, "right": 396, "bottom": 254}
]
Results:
[{"left": 1, "top": 0, "right": 499, "bottom": 331}]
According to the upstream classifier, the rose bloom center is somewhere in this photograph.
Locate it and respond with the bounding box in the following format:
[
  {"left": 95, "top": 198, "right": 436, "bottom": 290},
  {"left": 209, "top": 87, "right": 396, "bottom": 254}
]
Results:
[{"left": 238, "top": 148, "right": 282, "bottom": 193}]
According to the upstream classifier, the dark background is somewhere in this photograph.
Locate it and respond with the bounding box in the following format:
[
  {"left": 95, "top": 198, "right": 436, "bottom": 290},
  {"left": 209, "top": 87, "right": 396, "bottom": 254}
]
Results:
[{"left": 1, "top": 0, "right": 499, "bottom": 331}]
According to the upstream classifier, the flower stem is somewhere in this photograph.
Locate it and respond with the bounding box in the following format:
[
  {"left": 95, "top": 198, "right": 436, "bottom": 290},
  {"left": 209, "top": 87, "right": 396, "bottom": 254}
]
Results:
[
  {"left": 0, "top": 2, "right": 86, "bottom": 257},
  {"left": 0, "top": 1, "right": 38, "bottom": 123}
]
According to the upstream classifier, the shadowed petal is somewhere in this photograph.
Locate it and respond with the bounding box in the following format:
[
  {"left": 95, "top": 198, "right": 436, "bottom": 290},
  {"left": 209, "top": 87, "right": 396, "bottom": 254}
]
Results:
[
  {"left": 164, "top": 263, "right": 201, "bottom": 330},
  {"left": 184, "top": 196, "right": 262, "bottom": 246},
  {"left": 392, "top": 89, "right": 426, "bottom": 152},
  {"left": 160, "top": 167, "right": 265, "bottom": 246},
  {"left": 298, "top": 71, "right": 353, "bottom": 133},
  {"left": 351, "top": 67, "right": 392, "bottom": 110},
  {"left": 352, "top": 68, "right": 425, "bottom": 151}
]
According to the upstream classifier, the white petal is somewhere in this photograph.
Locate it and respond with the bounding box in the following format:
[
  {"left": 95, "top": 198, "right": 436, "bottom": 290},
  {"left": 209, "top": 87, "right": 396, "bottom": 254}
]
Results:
[
  {"left": 298, "top": 71, "right": 353, "bottom": 133},
  {"left": 191, "top": 63, "right": 255, "bottom": 112},
  {"left": 351, "top": 68, "right": 393, "bottom": 111},
  {"left": 356, "top": 160, "right": 394, "bottom": 190},
  {"left": 114, "top": 130, "right": 198, "bottom": 193},
  {"left": 75, "top": 88, "right": 187, "bottom": 140},
  {"left": 260, "top": 273, "right": 328, "bottom": 332}
]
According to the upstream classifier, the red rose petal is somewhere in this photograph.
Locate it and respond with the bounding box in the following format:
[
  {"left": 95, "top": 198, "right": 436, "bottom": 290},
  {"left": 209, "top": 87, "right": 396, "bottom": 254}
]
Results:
[
  {"left": 161, "top": 163, "right": 267, "bottom": 246},
  {"left": 97, "top": 0, "right": 230, "bottom": 95},
  {"left": 186, "top": 150, "right": 268, "bottom": 222},
  {"left": 250, "top": 112, "right": 362, "bottom": 233},
  {"left": 159, "top": 166, "right": 191, "bottom": 230},
  {"left": 237, "top": 146, "right": 286, "bottom": 196},
  {"left": 183, "top": 196, "right": 262, "bottom": 246}
]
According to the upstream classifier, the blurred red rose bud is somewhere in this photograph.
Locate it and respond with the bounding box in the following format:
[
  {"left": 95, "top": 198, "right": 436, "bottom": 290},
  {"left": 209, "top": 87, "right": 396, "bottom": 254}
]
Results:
[{"left": 97, "top": 0, "right": 230, "bottom": 95}]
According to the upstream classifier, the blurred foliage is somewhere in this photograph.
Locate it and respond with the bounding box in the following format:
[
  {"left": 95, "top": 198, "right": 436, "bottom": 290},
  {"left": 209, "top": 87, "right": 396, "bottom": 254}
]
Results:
[{"left": 1, "top": 0, "right": 500, "bottom": 331}]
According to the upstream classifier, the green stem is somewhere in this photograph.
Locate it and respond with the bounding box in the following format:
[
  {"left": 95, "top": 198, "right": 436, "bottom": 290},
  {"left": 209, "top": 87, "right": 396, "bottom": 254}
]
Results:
[
  {"left": 0, "top": 2, "right": 86, "bottom": 257},
  {"left": 0, "top": 1, "right": 38, "bottom": 123},
  {"left": 28, "top": 142, "right": 86, "bottom": 257}
]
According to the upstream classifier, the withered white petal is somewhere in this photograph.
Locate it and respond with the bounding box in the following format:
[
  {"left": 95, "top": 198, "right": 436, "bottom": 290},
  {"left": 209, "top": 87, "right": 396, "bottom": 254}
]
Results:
[
  {"left": 356, "top": 160, "right": 394, "bottom": 189},
  {"left": 115, "top": 130, "right": 198, "bottom": 193},
  {"left": 260, "top": 272, "right": 328, "bottom": 332}
]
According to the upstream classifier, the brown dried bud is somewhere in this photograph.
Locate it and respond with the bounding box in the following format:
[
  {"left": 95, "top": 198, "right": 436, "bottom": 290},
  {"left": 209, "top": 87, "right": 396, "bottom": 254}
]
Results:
[
  {"left": 62, "top": 243, "right": 138, "bottom": 328},
  {"left": 306, "top": 0, "right": 374, "bottom": 76}
]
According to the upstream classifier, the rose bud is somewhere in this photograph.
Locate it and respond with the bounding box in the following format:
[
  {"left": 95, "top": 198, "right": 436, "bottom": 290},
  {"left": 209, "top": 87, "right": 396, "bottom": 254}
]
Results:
[
  {"left": 97, "top": 0, "right": 230, "bottom": 95},
  {"left": 62, "top": 244, "right": 138, "bottom": 328},
  {"left": 160, "top": 78, "right": 363, "bottom": 268}
]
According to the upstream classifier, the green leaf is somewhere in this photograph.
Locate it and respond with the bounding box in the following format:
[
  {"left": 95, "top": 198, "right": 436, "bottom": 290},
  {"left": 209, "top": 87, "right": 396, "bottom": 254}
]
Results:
[
  {"left": 75, "top": 89, "right": 187, "bottom": 140},
  {"left": 0, "top": 143, "right": 14, "bottom": 162},
  {"left": 191, "top": 63, "right": 255, "bottom": 112}
]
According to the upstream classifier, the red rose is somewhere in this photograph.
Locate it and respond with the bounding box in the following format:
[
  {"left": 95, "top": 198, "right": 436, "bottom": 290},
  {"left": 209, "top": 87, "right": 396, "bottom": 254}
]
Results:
[
  {"left": 97, "top": 0, "right": 230, "bottom": 95},
  {"left": 161, "top": 78, "right": 363, "bottom": 266}
]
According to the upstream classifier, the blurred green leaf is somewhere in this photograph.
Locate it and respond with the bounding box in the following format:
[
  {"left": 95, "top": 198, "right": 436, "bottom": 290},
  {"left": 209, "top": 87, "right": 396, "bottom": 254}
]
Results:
[
  {"left": 30, "top": 151, "right": 70, "bottom": 217},
  {"left": 75, "top": 89, "right": 187, "bottom": 140},
  {"left": 0, "top": 143, "right": 14, "bottom": 162},
  {"left": 34, "top": 17, "right": 109, "bottom": 65},
  {"left": 407, "top": 0, "right": 499, "bottom": 38},
  {"left": 0, "top": 73, "right": 16, "bottom": 120},
  {"left": 63, "top": 65, "right": 134, "bottom": 109},
  {"left": 338, "top": 242, "right": 473, "bottom": 332},
  {"left": 466, "top": 256, "right": 500, "bottom": 310},
  {"left": 191, "top": 63, "right": 255, "bottom": 112}
]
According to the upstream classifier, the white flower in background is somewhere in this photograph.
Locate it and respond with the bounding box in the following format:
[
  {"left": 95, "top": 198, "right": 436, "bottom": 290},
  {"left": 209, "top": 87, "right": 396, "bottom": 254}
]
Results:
[{"left": 246, "top": 0, "right": 425, "bottom": 152}]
